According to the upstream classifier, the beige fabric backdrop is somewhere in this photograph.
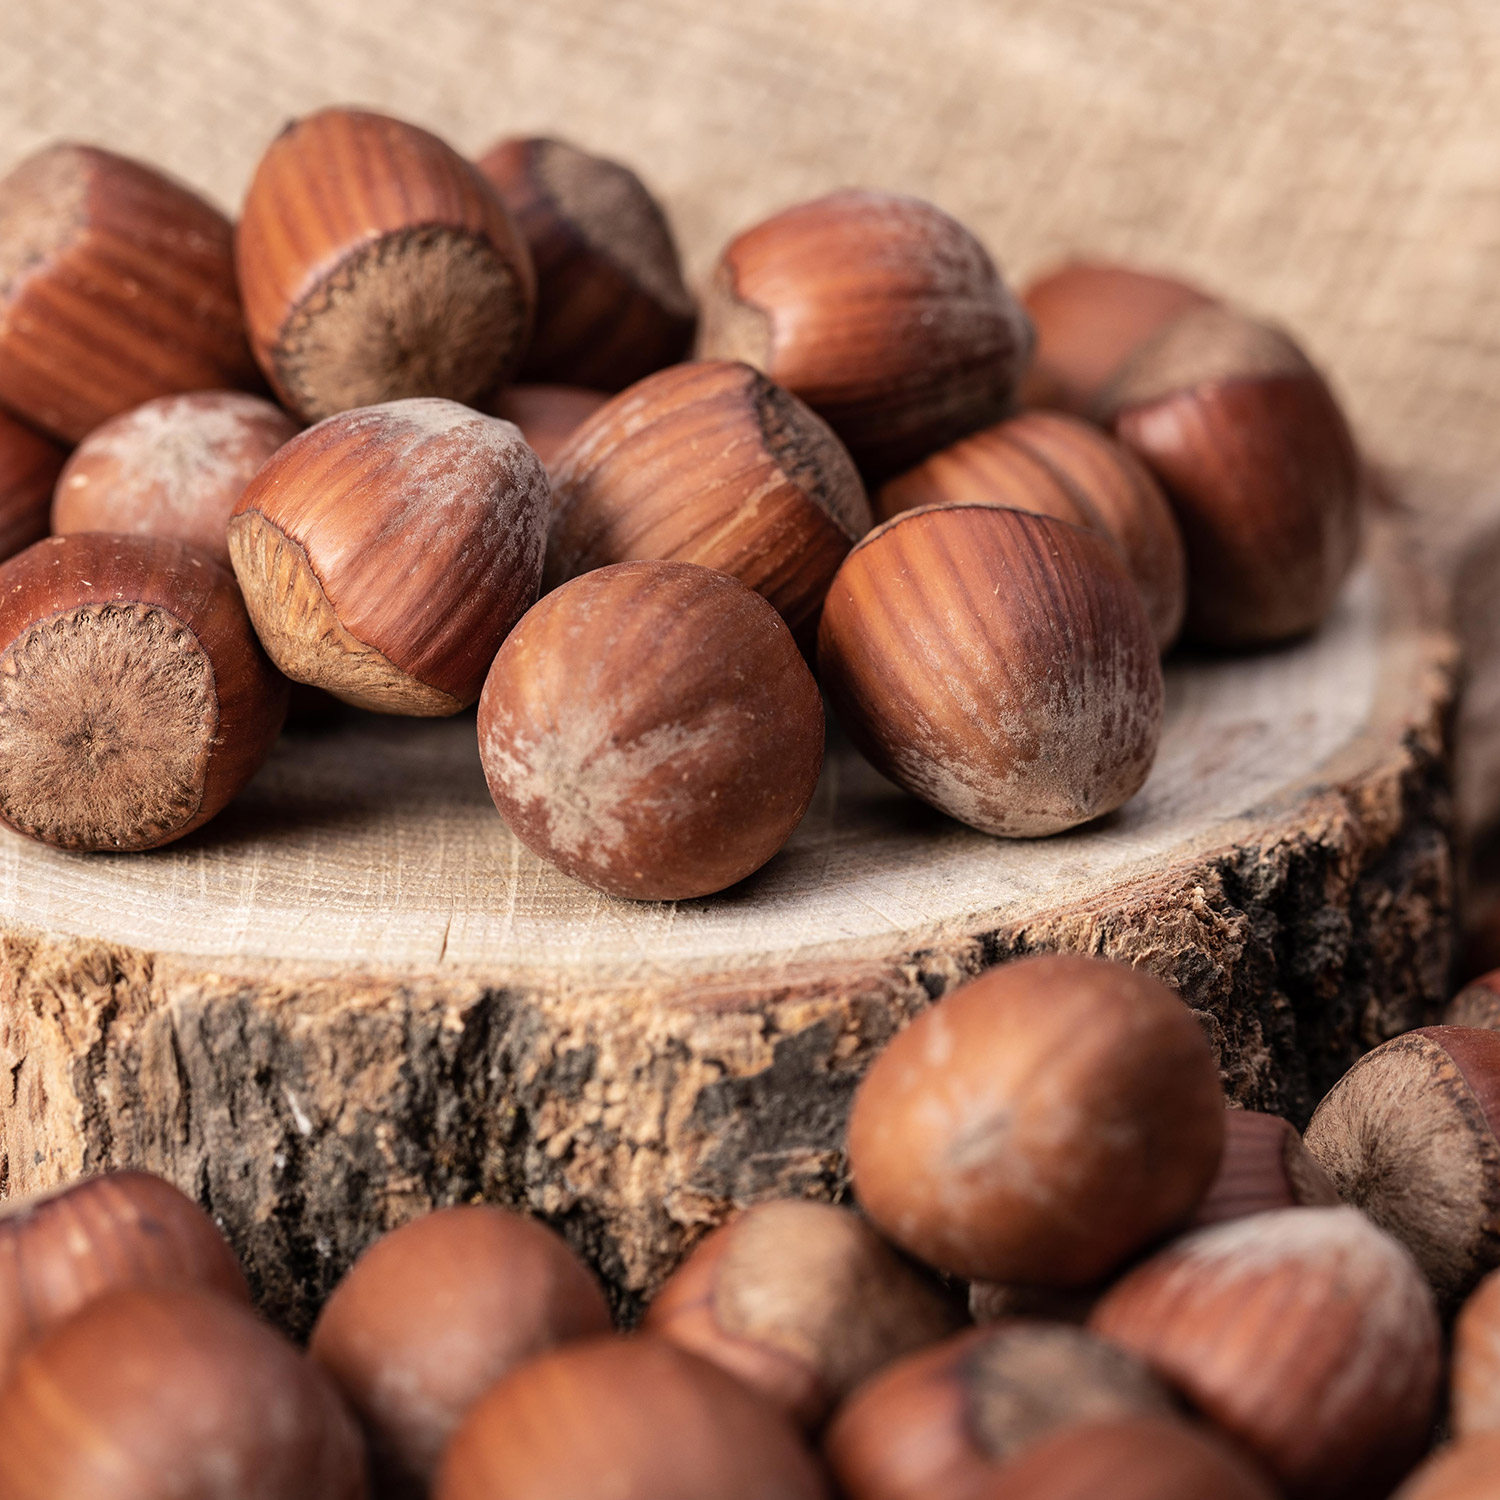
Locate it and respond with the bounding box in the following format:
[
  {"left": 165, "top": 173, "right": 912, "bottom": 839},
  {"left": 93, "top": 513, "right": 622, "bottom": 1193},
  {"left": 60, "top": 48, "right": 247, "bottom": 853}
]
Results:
[{"left": 0, "top": 0, "right": 1496, "bottom": 497}]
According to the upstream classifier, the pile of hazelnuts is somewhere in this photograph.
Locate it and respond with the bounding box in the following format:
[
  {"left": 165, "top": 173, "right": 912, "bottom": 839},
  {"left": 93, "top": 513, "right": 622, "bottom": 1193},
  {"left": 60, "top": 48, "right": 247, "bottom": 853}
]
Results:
[
  {"left": 0, "top": 107, "right": 1363, "bottom": 894},
  {"left": 8, "top": 951, "right": 1500, "bottom": 1499}
]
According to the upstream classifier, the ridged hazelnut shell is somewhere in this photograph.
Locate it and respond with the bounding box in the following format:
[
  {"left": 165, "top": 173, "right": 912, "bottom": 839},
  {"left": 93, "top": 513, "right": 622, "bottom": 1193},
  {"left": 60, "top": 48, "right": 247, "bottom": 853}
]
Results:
[
  {"left": 1088, "top": 1206, "right": 1442, "bottom": 1500},
  {"left": 236, "top": 107, "right": 535, "bottom": 422},
  {"left": 818, "top": 504, "right": 1164, "bottom": 836},
  {"left": 486, "top": 383, "right": 609, "bottom": 470},
  {"left": 1187, "top": 1109, "right": 1340, "bottom": 1229},
  {"left": 228, "top": 397, "right": 549, "bottom": 716},
  {"left": 478, "top": 559, "right": 824, "bottom": 900},
  {"left": 310, "top": 1205, "right": 611, "bottom": 1499},
  {"left": 699, "top": 190, "right": 1032, "bottom": 479},
  {"left": 547, "top": 359, "right": 870, "bottom": 637},
  {"left": 0, "top": 408, "right": 64, "bottom": 562},
  {"left": 436, "top": 1335, "right": 830, "bottom": 1500},
  {"left": 53, "top": 391, "right": 298, "bottom": 569},
  {"left": 477, "top": 136, "right": 695, "bottom": 392},
  {"left": 0, "top": 143, "right": 260, "bottom": 443},
  {"left": 848, "top": 954, "right": 1225, "bottom": 1284},
  {"left": 0, "top": 532, "right": 288, "bottom": 850}
]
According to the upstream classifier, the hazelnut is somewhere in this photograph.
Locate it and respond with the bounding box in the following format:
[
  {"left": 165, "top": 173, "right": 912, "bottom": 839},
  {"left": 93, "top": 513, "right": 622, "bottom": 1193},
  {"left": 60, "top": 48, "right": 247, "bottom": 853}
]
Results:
[
  {"left": 1445, "top": 969, "right": 1500, "bottom": 1030},
  {"left": 1390, "top": 1437, "right": 1500, "bottom": 1500},
  {"left": 0, "top": 1171, "right": 247, "bottom": 1385},
  {"left": 0, "top": 143, "right": 260, "bottom": 443},
  {"left": 1018, "top": 260, "right": 1216, "bottom": 416},
  {"left": 0, "top": 1286, "right": 366, "bottom": 1500},
  {"left": 486, "top": 383, "right": 609, "bottom": 471},
  {"left": 228, "top": 398, "right": 548, "bottom": 716},
  {"left": 0, "top": 408, "right": 64, "bottom": 562},
  {"left": 698, "top": 190, "right": 1033, "bottom": 479},
  {"left": 1100, "top": 304, "right": 1363, "bottom": 646},
  {"left": 546, "top": 360, "right": 870, "bottom": 638},
  {"left": 310, "top": 1205, "right": 611, "bottom": 1499},
  {"left": 0, "top": 533, "right": 288, "bottom": 850},
  {"left": 436, "top": 1335, "right": 829, "bottom": 1500},
  {"left": 824, "top": 1323, "right": 1177, "bottom": 1500},
  {"left": 1186, "top": 1108, "right": 1340, "bottom": 1229},
  {"left": 477, "top": 559, "right": 824, "bottom": 900},
  {"left": 1303, "top": 1025, "right": 1500, "bottom": 1308},
  {"left": 1088, "top": 1206, "right": 1442, "bottom": 1500},
  {"left": 977, "top": 1417, "right": 1279, "bottom": 1500},
  {"left": 236, "top": 107, "right": 535, "bottom": 423},
  {"left": 874, "top": 411, "right": 1186, "bottom": 650},
  {"left": 644, "top": 1199, "right": 963, "bottom": 1430},
  {"left": 52, "top": 391, "right": 298, "bottom": 569},
  {"left": 1453, "top": 1268, "right": 1500, "bottom": 1436},
  {"left": 847, "top": 954, "right": 1225, "bottom": 1284},
  {"left": 817, "top": 505, "right": 1164, "bottom": 836},
  {"left": 476, "top": 136, "right": 695, "bottom": 392}
]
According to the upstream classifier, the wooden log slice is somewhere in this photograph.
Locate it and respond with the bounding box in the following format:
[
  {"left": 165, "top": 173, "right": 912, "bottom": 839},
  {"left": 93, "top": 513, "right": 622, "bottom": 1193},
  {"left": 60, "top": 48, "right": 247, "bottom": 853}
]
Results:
[{"left": 0, "top": 517, "right": 1455, "bottom": 1329}]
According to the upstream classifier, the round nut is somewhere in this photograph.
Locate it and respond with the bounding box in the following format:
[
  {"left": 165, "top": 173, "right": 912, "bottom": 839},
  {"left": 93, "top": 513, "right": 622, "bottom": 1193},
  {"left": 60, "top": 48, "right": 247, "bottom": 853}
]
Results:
[
  {"left": 1453, "top": 1269, "right": 1500, "bottom": 1437},
  {"left": 486, "top": 383, "right": 610, "bottom": 471},
  {"left": 1186, "top": 1109, "right": 1340, "bottom": 1229},
  {"left": 1446, "top": 969, "right": 1500, "bottom": 1031}
]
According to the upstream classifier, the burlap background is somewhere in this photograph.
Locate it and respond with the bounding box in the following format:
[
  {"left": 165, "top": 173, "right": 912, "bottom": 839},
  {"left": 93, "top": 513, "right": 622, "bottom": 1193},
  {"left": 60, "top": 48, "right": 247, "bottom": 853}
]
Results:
[{"left": 0, "top": 0, "right": 1495, "bottom": 495}]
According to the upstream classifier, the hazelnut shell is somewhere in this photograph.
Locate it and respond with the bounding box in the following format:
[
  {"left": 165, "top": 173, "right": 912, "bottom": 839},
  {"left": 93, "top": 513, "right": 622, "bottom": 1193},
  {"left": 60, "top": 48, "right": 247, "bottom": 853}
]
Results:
[
  {"left": 1186, "top": 1108, "right": 1340, "bottom": 1229},
  {"left": 0, "top": 408, "right": 64, "bottom": 563},
  {"left": 486, "top": 383, "right": 610, "bottom": 471},
  {"left": 1390, "top": 1436, "right": 1500, "bottom": 1499},
  {"left": 1453, "top": 1268, "right": 1500, "bottom": 1437}
]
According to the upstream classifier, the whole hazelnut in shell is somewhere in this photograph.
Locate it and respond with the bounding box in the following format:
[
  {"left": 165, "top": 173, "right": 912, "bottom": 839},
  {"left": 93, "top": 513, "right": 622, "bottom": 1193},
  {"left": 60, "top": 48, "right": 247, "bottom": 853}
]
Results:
[
  {"left": 52, "top": 391, "right": 298, "bottom": 568},
  {"left": 486, "top": 383, "right": 609, "bottom": 471},
  {"left": 0, "top": 532, "right": 288, "bottom": 850},
  {"left": 236, "top": 107, "right": 535, "bottom": 422},
  {"left": 1088, "top": 1206, "right": 1442, "bottom": 1500},
  {"left": 699, "top": 190, "right": 1033, "bottom": 478},
  {"left": 1186, "top": 1108, "right": 1340, "bottom": 1229},
  {"left": 228, "top": 397, "right": 548, "bottom": 716},
  {"left": 310, "top": 1205, "right": 611, "bottom": 1499},
  {"left": 1446, "top": 969, "right": 1500, "bottom": 1030},
  {"left": 817, "top": 504, "right": 1164, "bottom": 837},
  {"left": 476, "top": 136, "right": 695, "bottom": 391},
  {"left": 478, "top": 559, "right": 824, "bottom": 900},
  {"left": 0, "top": 408, "right": 64, "bottom": 563},
  {"left": 847, "top": 954, "right": 1225, "bottom": 1284},
  {"left": 1453, "top": 1268, "right": 1500, "bottom": 1437},
  {"left": 546, "top": 359, "right": 870, "bottom": 638}
]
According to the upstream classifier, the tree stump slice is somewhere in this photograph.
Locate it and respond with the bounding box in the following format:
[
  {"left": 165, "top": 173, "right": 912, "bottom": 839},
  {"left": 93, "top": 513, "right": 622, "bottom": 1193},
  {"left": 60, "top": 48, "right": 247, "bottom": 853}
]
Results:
[{"left": 0, "top": 518, "right": 1456, "bottom": 1329}]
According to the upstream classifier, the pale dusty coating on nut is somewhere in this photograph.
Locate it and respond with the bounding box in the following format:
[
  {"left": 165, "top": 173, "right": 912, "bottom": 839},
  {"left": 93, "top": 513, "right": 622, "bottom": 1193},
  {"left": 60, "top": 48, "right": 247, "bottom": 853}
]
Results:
[{"left": 0, "top": 145, "right": 90, "bottom": 302}]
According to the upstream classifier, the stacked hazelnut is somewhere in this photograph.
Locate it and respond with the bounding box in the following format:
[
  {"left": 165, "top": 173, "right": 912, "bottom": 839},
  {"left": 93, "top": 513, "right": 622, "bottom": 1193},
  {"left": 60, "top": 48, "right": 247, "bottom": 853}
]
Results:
[{"left": 0, "top": 107, "right": 1363, "bottom": 893}]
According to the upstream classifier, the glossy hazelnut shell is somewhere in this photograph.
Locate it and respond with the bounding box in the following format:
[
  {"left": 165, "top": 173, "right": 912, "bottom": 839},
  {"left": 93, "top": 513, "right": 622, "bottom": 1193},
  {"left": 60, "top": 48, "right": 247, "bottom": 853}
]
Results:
[
  {"left": 0, "top": 409, "right": 65, "bottom": 562},
  {"left": 477, "top": 136, "right": 695, "bottom": 392},
  {"left": 1186, "top": 1109, "right": 1340, "bottom": 1229},
  {"left": 478, "top": 560, "right": 824, "bottom": 900},
  {"left": 0, "top": 143, "right": 260, "bottom": 443},
  {"left": 0, "top": 532, "right": 288, "bottom": 850},
  {"left": 310, "top": 1205, "right": 611, "bottom": 1499},
  {"left": 1088, "top": 1206, "right": 1442, "bottom": 1500},
  {"left": 0, "top": 1286, "right": 366, "bottom": 1500},
  {"left": 848, "top": 955, "right": 1225, "bottom": 1284},
  {"left": 486, "top": 383, "right": 609, "bottom": 470},
  {"left": 699, "top": 190, "right": 1032, "bottom": 479},
  {"left": 547, "top": 359, "right": 870, "bottom": 637},
  {"left": 236, "top": 107, "right": 535, "bottom": 422},
  {"left": 818, "top": 504, "right": 1164, "bottom": 837},
  {"left": 436, "top": 1335, "right": 829, "bottom": 1500},
  {"left": 52, "top": 391, "right": 298, "bottom": 568},
  {"left": 229, "top": 397, "right": 549, "bottom": 715}
]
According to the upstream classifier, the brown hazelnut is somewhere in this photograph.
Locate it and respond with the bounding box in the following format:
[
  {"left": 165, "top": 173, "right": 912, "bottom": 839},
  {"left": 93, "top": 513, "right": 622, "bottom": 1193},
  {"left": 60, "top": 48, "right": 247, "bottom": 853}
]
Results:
[
  {"left": 847, "top": 955, "right": 1225, "bottom": 1284},
  {"left": 1018, "top": 260, "right": 1216, "bottom": 416},
  {"left": 817, "top": 505, "right": 1164, "bottom": 836},
  {"left": 229, "top": 397, "right": 548, "bottom": 715},
  {"left": 0, "top": 533, "right": 288, "bottom": 849},
  {"left": 0, "top": 408, "right": 64, "bottom": 562},
  {"left": 0, "top": 1286, "right": 366, "bottom": 1499},
  {"left": 52, "top": 391, "right": 298, "bottom": 568},
  {"left": 310, "top": 1205, "right": 610, "bottom": 1499},
  {"left": 824, "top": 1324, "right": 1177, "bottom": 1500},
  {"left": 1446, "top": 969, "right": 1500, "bottom": 1030},
  {"left": 1088, "top": 1206, "right": 1442, "bottom": 1500},
  {"left": 874, "top": 411, "right": 1186, "bottom": 650},
  {"left": 486, "top": 383, "right": 610, "bottom": 471},
  {"left": 1390, "top": 1437, "right": 1500, "bottom": 1500},
  {"left": 1186, "top": 1108, "right": 1340, "bottom": 1229},
  {"left": 435, "top": 1335, "right": 829, "bottom": 1500},
  {"left": 976, "top": 1417, "right": 1279, "bottom": 1500},
  {"left": 698, "top": 190, "right": 1033, "bottom": 479},
  {"left": 478, "top": 559, "right": 824, "bottom": 900},
  {"left": 1101, "top": 304, "right": 1363, "bottom": 647},
  {"left": 236, "top": 107, "right": 535, "bottom": 423},
  {"left": 644, "top": 1199, "right": 963, "bottom": 1430},
  {"left": 0, "top": 1171, "right": 247, "bottom": 1386},
  {"left": 1303, "top": 1025, "right": 1500, "bottom": 1308},
  {"left": 0, "top": 143, "right": 260, "bottom": 443},
  {"left": 546, "top": 360, "right": 870, "bottom": 638},
  {"left": 476, "top": 136, "right": 695, "bottom": 392},
  {"left": 1452, "top": 1268, "right": 1500, "bottom": 1436}
]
